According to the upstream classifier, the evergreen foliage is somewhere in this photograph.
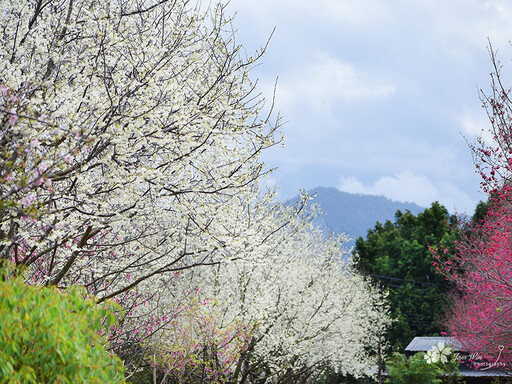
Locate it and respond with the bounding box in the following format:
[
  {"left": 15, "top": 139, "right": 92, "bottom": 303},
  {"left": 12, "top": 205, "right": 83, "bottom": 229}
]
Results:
[{"left": 353, "top": 202, "right": 458, "bottom": 350}]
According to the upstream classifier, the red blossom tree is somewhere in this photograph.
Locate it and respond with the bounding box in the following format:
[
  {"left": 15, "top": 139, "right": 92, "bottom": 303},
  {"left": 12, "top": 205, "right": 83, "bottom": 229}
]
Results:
[{"left": 433, "top": 46, "right": 512, "bottom": 366}]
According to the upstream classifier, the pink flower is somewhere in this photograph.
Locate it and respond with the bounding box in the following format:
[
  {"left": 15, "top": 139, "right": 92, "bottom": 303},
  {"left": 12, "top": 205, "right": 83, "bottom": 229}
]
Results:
[
  {"left": 0, "top": 84, "right": 7, "bottom": 95},
  {"left": 4, "top": 173, "right": 14, "bottom": 181},
  {"left": 63, "top": 154, "right": 72, "bottom": 163},
  {"left": 9, "top": 108, "right": 17, "bottom": 126},
  {"left": 30, "top": 139, "right": 39, "bottom": 148},
  {"left": 20, "top": 194, "right": 36, "bottom": 207},
  {"left": 38, "top": 162, "right": 48, "bottom": 173}
]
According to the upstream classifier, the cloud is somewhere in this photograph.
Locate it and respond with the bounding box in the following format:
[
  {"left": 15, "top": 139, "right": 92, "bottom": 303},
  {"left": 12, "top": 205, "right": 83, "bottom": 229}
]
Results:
[
  {"left": 337, "top": 172, "right": 477, "bottom": 213},
  {"left": 426, "top": 1, "right": 512, "bottom": 50},
  {"left": 262, "top": 54, "right": 395, "bottom": 115},
  {"left": 227, "top": 0, "right": 496, "bottom": 215},
  {"left": 229, "top": 0, "right": 392, "bottom": 28},
  {"left": 306, "top": 55, "right": 396, "bottom": 100},
  {"left": 458, "top": 110, "right": 494, "bottom": 144},
  {"left": 338, "top": 172, "right": 438, "bottom": 206}
]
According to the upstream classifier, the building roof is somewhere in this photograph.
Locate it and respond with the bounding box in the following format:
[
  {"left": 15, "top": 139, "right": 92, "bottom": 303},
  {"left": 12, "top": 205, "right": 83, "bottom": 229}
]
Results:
[
  {"left": 459, "top": 369, "right": 512, "bottom": 377},
  {"left": 405, "top": 336, "right": 463, "bottom": 352}
]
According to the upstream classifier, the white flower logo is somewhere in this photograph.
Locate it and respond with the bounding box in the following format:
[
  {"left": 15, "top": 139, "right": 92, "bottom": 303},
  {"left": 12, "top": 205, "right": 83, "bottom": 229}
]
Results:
[
  {"left": 435, "top": 341, "right": 452, "bottom": 363},
  {"left": 425, "top": 341, "right": 452, "bottom": 364},
  {"left": 425, "top": 349, "right": 439, "bottom": 364}
]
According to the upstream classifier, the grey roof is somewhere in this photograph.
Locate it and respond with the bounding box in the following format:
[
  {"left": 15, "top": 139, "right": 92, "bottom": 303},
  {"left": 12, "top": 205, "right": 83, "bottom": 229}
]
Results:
[
  {"left": 405, "top": 336, "right": 463, "bottom": 352},
  {"left": 459, "top": 369, "right": 512, "bottom": 377},
  {"left": 405, "top": 337, "right": 512, "bottom": 377}
]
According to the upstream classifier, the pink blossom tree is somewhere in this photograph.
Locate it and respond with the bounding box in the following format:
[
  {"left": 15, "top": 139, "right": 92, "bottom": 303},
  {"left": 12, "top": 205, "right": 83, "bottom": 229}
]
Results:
[{"left": 432, "top": 45, "right": 512, "bottom": 365}]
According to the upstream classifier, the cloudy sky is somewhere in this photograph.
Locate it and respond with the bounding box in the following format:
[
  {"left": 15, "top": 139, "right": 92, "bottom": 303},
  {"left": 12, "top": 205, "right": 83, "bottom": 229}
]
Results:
[{"left": 225, "top": 0, "right": 512, "bottom": 214}]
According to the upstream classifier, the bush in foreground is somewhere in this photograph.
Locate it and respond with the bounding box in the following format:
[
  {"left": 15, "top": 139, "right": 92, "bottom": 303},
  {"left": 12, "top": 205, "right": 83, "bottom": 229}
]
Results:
[{"left": 0, "top": 264, "right": 125, "bottom": 384}]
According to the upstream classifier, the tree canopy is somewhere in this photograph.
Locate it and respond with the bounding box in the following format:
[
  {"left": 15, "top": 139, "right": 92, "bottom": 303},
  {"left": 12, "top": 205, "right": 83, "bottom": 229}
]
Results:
[{"left": 353, "top": 202, "right": 458, "bottom": 350}]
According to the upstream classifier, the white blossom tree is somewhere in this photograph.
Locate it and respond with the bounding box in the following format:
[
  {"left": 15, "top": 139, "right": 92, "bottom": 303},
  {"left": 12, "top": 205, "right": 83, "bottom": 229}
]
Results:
[
  {"left": 0, "top": 0, "right": 280, "bottom": 301},
  {"left": 0, "top": 1, "right": 391, "bottom": 381},
  {"left": 145, "top": 202, "right": 391, "bottom": 383}
]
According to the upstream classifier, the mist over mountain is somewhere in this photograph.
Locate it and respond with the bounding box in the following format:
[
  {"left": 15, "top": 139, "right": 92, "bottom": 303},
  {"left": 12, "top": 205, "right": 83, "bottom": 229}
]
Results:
[{"left": 287, "top": 187, "right": 425, "bottom": 246}]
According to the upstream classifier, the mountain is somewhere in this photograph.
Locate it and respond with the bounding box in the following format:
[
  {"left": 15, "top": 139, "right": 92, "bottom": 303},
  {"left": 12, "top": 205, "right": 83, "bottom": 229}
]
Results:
[{"left": 287, "top": 187, "right": 425, "bottom": 245}]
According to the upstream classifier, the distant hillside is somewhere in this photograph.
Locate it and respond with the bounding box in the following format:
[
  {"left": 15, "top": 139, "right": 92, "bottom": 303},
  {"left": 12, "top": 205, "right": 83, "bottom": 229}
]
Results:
[{"left": 287, "top": 187, "right": 425, "bottom": 244}]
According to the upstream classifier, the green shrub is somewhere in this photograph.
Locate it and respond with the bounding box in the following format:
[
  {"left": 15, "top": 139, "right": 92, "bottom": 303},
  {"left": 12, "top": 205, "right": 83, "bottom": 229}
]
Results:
[
  {"left": 385, "top": 352, "right": 442, "bottom": 384},
  {"left": 0, "top": 266, "right": 125, "bottom": 383},
  {"left": 385, "top": 350, "right": 463, "bottom": 384}
]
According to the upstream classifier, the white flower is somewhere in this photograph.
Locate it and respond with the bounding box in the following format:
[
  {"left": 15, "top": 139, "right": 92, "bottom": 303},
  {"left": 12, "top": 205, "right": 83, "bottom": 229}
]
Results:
[
  {"left": 425, "top": 349, "right": 440, "bottom": 364},
  {"left": 435, "top": 341, "right": 452, "bottom": 363}
]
